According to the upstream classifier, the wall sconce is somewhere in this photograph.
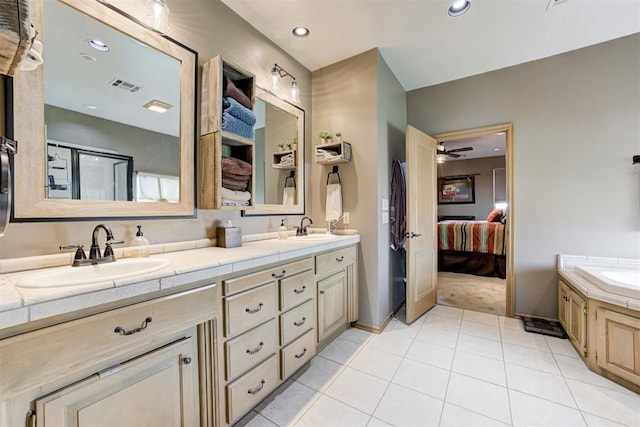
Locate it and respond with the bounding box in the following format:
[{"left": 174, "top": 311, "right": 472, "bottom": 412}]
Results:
[
  {"left": 271, "top": 64, "right": 300, "bottom": 103},
  {"left": 143, "top": 0, "right": 171, "bottom": 35}
]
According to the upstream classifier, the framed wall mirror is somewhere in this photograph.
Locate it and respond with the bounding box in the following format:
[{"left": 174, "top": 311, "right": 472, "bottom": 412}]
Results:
[
  {"left": 243, "top": 87, "right": 304, "bottom": 216},
  {"left": 8, "top": 0, "right": 196, "bottom": 220}
]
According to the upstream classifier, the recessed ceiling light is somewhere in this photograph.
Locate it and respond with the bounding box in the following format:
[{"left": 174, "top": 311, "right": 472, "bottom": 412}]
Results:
[
  {"left": 493, "top": 148, "right": 501, "bottom": 151},
  {"left": 143, "top": 99, "right": 173, "bottom": 113},
  {"left": 84, "top": 104, "right": 98, "bottom": 110},
  {"left": 88, "top": 39, "right": 109, "bottom": 52},
  {"left": 448, "top": 0, "right": 471, "bottom": 17},
  {"left": 79, "top": 53, "right": 96, "bottom": 62},
  {"left": 292, "top": 26, "right": 310, "bottom": 38}
]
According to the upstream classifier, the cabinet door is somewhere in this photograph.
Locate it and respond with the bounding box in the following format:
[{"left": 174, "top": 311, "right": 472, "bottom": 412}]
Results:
[
  {"left": 317, "top": 271, "right": 347, "bottom": 343},
  {"left": 558, "top": 281, "right": 570, "bottom": 330},
  {"left": 35, "top": 337, "right": 198, "bottom": 427},
  {"left": 596, "top": 308, "right": 640, "bottom": 386},
  {"left": 567, "top": 287, "right": 587, "bottom": 354}
]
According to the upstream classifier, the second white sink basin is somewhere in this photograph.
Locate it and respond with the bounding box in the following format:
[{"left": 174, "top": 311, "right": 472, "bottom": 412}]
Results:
[
  {"left": 16, "top": 258, "right": 171, "bottom": 288},
  {"left": 290, "top": 234, "right": 338, "bottom": 241}
]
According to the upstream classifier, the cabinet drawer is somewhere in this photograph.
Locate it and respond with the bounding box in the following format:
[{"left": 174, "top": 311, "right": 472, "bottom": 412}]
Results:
[
  {"left": 226, "top": 355, "right": 279, "bottom": 424},
  {"left": 225, "top": 283, "right": 277, "bottom": 337},
  {"left": 224, "top": 258, "right": 313, "bottom": 295},
  {"left": 280, "top": 270, "right": 314, "bottom": 311},
  {"left": 0, "top": 285, "right": 217, "bottom": 397},
  {"left": 281, "top": 329, "right": 316, "bottom": 379},
  {"left": 225, "top": 319, "right": 278, "bottom": 381},
  {"left": 316, "top": 246, "right": 356, "bottom": 276},
  {"left": 280, "top": 299, "right": 314, "bottom": 346}
]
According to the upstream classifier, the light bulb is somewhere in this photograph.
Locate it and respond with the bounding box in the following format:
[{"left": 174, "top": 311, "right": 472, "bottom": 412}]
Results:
[
  {"left": 271, "top": 67, "right": 282, "bottom": 92},
  {"left": 144, "top": 0, "right": 171, "bottom": 34},
  {"left": 290, "top": 80, "right": 300, "bottom": 102}
]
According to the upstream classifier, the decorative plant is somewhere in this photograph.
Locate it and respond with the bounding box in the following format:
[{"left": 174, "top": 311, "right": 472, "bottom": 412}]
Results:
[
  {"left": 278, "top": 143, "right": 286, "bottom": 150},
  {"left": 335, "top": 131, "right": 342, "bottom": 137},
  {"left": 288, "top": 137, "right": 298, "bottom": 150},
  {"left": 318, "top": 131, "right": 332, "bottom": 139}
]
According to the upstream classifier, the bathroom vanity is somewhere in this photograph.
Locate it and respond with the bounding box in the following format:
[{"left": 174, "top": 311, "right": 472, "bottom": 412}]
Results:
[
  {"left": 0, "top": 234, "right": 360, "bottom": 426},
  {"left": 558, "top": 255, "right": 640, "bottom": 394}
]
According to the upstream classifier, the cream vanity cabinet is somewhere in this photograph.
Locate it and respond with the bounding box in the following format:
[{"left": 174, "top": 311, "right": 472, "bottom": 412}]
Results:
[
  {"left": 0, "top": 285, "right": 219, "bottom": 427},
  {"left": 316, "top": 245, "right": 359, "bottom": 345},
  {"left": 558, "top": 279, "right": 587, "bottom": 357},
  {"left": 221, "top": 258, "right": 316, "bottom": 424}
]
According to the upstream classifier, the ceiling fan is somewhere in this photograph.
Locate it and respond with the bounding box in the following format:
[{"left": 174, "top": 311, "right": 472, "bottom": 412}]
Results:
[{"left": 436, "top": 142, "right": 473, "bottom": 161}]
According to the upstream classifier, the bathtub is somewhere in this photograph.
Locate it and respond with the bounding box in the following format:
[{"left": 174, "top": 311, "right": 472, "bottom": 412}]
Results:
[{"left": 576, "top": 266, "right": 640, "bottom": 299}]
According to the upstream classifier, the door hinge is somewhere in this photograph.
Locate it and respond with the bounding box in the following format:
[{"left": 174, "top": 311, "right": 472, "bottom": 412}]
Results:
[{"left": 27, "top": 410, "right": 36, "bottom": 427}]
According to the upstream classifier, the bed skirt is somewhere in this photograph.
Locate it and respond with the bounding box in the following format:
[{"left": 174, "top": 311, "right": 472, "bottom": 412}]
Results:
[{"left": 438, "top": 250, "right": 506, "bottom": 279}]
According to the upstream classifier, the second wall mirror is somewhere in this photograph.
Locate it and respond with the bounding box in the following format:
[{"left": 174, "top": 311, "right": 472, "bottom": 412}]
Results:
[{"left": 243, "top": 87, "right": 304, "bottom": 216}]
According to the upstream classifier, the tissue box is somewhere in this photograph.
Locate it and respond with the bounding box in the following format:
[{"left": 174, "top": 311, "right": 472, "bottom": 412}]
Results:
[{"left": 216, "top": 226, "right": 242, "bottom": 248}]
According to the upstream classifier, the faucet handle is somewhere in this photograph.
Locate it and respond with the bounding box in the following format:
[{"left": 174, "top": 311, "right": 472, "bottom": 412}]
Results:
[
  {"left": 60, "top": 245, "right": 87, "bottom": 261},
  {"left": 103, "top": 241, "right": 124, "bottom": 258}
]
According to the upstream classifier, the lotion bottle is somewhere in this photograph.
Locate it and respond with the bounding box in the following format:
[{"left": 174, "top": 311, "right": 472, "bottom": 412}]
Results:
[
  {"left": 130, "top": 225, "right": 150, "bottom": 257},
  {"left": 277, "top": 220, "right": 288, "bottom": 240}
]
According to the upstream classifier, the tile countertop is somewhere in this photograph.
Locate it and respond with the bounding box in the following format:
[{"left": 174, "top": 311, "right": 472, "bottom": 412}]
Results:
[
  {"left": 557, "top": 254, "right": 640, "bottom": 311},
  {"left": 0, "top": 233, "right": 360, "bottom": 330}
]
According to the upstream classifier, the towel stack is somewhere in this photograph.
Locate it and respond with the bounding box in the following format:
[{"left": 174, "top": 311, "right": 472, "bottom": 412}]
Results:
[
  {"left": 278, "top": 153, "right": 294, "bottom": 167},
  {"left": 222, "top": 97, "right": 256, "bottom": 139},
  {"left": 221, "top": 156, "right": 252, "bottom": 206},
  {"left": 315, "top": 148, "right": 341, "bottom": 162}
]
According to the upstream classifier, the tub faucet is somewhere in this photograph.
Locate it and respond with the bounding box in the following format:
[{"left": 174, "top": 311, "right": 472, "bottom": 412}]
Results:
[{"left": 296, "top": 216, "right": 313, "bottom": 236}]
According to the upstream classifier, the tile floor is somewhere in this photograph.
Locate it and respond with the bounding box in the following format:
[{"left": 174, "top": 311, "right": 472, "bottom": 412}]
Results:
[{"left": 237, "top": 305, "right": 640, "bottom": 427}]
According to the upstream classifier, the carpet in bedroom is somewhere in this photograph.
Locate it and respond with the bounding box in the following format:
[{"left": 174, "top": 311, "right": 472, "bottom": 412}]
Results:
[{"left": 437, "top": 272, "right": 506, "bottom": 315}]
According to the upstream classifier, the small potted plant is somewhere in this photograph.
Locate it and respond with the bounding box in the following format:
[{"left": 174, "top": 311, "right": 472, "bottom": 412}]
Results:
[
  {"left": 288, "top": 137, "right": 298, "bottom": 151},
  {"left": 335, "top": 131, "right": 343, "bottom": 143},
  {"left": 318, "top": 131, "right": 332, "bottom": 144},
  {"left": 278, "top": 143, "right": 286, "bottom": 151}
]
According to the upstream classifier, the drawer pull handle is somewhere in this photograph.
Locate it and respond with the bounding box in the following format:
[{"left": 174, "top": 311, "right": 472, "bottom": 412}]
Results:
[
  {"left": 245, "top": 303, "right": 264, "bottom": 314},
  {"left": 336, "top": 256, "right": 344, "bottom": 262},
  {"left": 246, "top": 341, "right": 264, "bottom": 355},
  {"left": 248, "top": 379, "right": 266, "bottom": 395},
  {"left": 272, "top": 270, "right": 287, "bottom": 279},
  {"left": 293, "top": 285, "right": 306, "bottom": 294},
  {"left": 294, "top": 348, "right": 307, "bottom": 359},
  {"left": 320, "top": 290, "right": 325, "bottom": 295},
  {"left": 114, "top": 316, "right": 152, "bottom": 336},
  {"left": 294, "top": 317, "right": 307, "bottom": 327},
  {"left": 183, "top": 356, "right": 192, "bottom": 365}
]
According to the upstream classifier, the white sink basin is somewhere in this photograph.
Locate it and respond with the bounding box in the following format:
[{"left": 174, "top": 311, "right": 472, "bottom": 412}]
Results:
[
  {"left": 290, "top": 234, "right": 338, "bottom": 241},
  {"left": 16, "top": 258, "right": 171, "bottom": 288}
]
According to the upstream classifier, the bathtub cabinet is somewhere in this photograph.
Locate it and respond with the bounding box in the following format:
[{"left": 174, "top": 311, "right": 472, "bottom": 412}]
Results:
[{"left": 558, "top": 279, "right": 587, "bottom": 358}]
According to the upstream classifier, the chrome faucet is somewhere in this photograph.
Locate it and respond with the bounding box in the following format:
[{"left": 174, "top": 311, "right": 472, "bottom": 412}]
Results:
[
  {"left": 60, "top": 224, "right": 123, "bottom": 267},
  {"left": 296, "top": 216, "right": 313, "bottom": 236}
]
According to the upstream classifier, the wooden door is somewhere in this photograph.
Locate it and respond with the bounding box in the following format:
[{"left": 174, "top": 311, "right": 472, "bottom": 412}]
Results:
[
  {"left": 317, "top": 270, "right": 347, "bottom": 342},
  {"left": 405, "top": 125, "right": 438, "bottom": 324},
  {"left": 35, "top": 337, "right": 198, "bottom": 426}
]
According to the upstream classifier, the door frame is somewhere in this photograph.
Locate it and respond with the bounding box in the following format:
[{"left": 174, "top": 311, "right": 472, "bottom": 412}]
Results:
[{"left": 433, "top": 123, "right": 515, "bottom": 317}]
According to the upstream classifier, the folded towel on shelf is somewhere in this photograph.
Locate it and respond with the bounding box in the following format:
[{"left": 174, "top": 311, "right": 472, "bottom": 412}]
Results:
[
  {"left": 283, "top": 187, "right": 295, "bottom": 205},
  {"left": 224, "top": 76, "right": 252, "bottom": 109},
  {"left": 278, "top": 153, "right": 295, "bottom": 167},
  {"left": 222, "top": 171, "right": 251, "bottom": 181},
  {"left": 315, "top": 149, "right": 341, "bottom": 161},
  {"left": 326, "top": 183, "right": 343, "bottom": 221},
  {"left": 223, "top": 97, "right": 257, "bottom": 127},
  {"left": 221, "top": 187, "right": 251, "bottom": 202},
  {"left": 222, "top": 112, "right": 254, "bottom": 139},
  {"left": 222, "top": 179, "right": 248, "bottom": 191},
  {"left": 222, "top": 199, "right": 250, "bottom": 207},
  {"left": 221, "top": 156, "right": 252, "bottom": 176}
]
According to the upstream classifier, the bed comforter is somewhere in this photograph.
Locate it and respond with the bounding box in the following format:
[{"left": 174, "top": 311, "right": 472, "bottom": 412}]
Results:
[{"left": 438, "top": 221, "right": 506, "bottom": 256}]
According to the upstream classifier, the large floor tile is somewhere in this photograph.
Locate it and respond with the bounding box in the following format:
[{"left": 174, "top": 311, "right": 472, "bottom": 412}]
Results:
[
  {"left": 582, "top": 413, "right": 630, "bottom": 427},
  {"left": 545, "top": 336, "right": 579, "bottom": 358},
  {"left": 499, "top": 316, "right": 523, "bottom": 331},
  {"left": 440, "top": 403, "right": 509, "bottom": 426},
  {"left": 423, "top": 313, "right": 463, "bottom": 333},
  {"left": 373, "top": 383, "right": 443, "bottom": 427},
  {"left": 430, "top": 304, "right": 464, "bottom": 319},
  {"left": 366, "top": 331, "right": 414, "bottom": 357},
  {"left": 501, "top": 327, "right": 550, "bottom": 351},
  {"left": 505, "top": 363, "right": 577, "bottom": 408},
  {"left": 324, "top": 367, "right": 389, "bottom": 415},
  {"left": 392, "top": 358, "right": 450, "bottom": 400},
  {"left": 463, "top": 310, "right": 500, "bottom": 326},
  {"left": 445, "top": 372, "right": 511, "bottom": 425},
  {"left": 382, "top": 317, "right": 422, "bottom": 339},
  {"left": 415, "top": 324, "right": 459, "bottom": 348},
  {"left": 554, "top": 355, "right": 636, "bottom": 395},
  {"left": 405, "top": 339, "right": 455, "bottom": 370},
  {"left": 456, "top": 333, "right": 504, "bottom": 360},
  {"left": 235, "top": 411, "right": 278, "bottom": 427},
  {"left": 452, "top": 351, "right": 506, "bottom": 386},
  {"left": 366, "top": 417, "right": 393, "bottom": 427},
  {"left": 294, "top": 395, "right": 370, "bottom": 427},
  {"left": 348, "top": 345, "right": 403, "bottom": 381},
  {"left": 340, "top": 327, "right": 374, "bottom": 345},
  {"left": 318, "top": 338, "right": 365, "bottom": 365},
  {"left": 502, "top": 342, "right": 560, "bottom": 375},
  {"left": 566, "top": 378, "right": 640, "bottom": 427},
  {"left": 293, "top": 355, "right": 344, "bottom": 392},
  {"left": 509, "top": 389, "right": 586, "bottom": 426},
  {"left": 460, "top": 320, "right": 501, "bottom": 341},
  {"left": 256, "top": 381, "right": 320, "bottom": 426}
]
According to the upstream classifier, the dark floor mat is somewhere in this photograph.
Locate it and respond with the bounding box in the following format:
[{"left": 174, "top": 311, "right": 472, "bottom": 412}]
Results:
[{"left": 522, "top": 316, "right": 567, "bottom": 339}]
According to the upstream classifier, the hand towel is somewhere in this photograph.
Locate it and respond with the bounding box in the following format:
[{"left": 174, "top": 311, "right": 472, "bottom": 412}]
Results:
[
  {"left": 283, "top": 187, "right": 295, "bottom": 205},
  {"left": 159, "top": 176, "right": 180, "bottom": 202},
  {"left": 221, "top": 187, "right": 251, "bottom": 201},
  {"left": 222, "top": 97, "right": 257, "bottom": 126},
  {"left": 325, "top": 183, "right": 342, "bottom": 222}
]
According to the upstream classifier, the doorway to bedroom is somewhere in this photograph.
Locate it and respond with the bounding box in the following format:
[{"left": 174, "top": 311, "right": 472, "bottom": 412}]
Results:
[{"left": 433, "top": 124, "right": 514, "bottom": 317}]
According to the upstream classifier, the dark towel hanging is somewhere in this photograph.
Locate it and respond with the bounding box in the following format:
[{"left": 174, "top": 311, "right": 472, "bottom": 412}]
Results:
[{"left": 390, "top": 160, "right": 406, "bottom": 251}]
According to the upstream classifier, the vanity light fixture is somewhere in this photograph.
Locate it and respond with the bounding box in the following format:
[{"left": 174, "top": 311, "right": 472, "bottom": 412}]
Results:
[
  {"left": 88, "top": 39, "right": 109, "bottom": 52},
  {"left": 143, "top": 0, "right": 171, "bottom": 35},
  {"left": 447, "top": 0, "right": 471, "bottom": 17},
  {"left": 292, "top": 26, "right": 310, "bottom": 38},
  {"left": 143, "top": 99, "right": 173, "bottom": 113},
  {"left": 271, "top": 63, "right": 300, "bottom": 103}
]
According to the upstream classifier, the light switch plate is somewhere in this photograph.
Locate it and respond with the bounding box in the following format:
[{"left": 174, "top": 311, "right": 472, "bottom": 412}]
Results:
[
  {"left": 382, "top": 198, "right": 389, "bottom": 211},
  {"left": 382, "top": 212, "right": 389, "bottom": 224}
]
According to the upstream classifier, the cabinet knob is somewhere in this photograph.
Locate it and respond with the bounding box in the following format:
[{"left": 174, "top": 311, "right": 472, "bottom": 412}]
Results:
[{"left": 183, "top": 356, "right": 192, "bottom": 365}]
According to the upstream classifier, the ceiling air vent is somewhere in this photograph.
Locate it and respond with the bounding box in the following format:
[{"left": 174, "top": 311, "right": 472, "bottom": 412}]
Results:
[{"left": 108, "top": 78, "right": 142, "bottom": 93}]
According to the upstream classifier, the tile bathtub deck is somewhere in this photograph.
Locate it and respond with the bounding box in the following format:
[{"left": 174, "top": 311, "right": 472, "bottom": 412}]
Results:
[{"left": 237, "top": 305, "right": 640, "bottom": 427}]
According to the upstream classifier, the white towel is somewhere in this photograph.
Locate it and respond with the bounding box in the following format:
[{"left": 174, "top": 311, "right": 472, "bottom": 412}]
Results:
[
  {"left": 136, "top": 173, "right": 161, "bottom": 201},
  {"left": 326, "top": 183, "right": 342, "bottom": 221},
  {"left": 283, "top": 187, "right": 295, "bottom": 205},
  {"left": 221, "top": 187, "right": 251, "bottom": 201},
  {"left": 159, "top": 176, "right": 179, "bottom": 202}
]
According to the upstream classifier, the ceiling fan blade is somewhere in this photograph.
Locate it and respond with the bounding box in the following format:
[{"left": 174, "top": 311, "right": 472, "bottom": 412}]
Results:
[
  {"left": 447, "top": 146, "right": 473, "bottom": 153},
  {"left": 437, "top": 149, "right": 446, "bottom": 154},
  {"left": 447, "top": 153, "right": 462, "bottom": 158}
]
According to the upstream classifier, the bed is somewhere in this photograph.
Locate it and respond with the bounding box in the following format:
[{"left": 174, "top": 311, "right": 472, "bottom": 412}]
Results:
[{"left": 437, "top": 220, "right": 506, "bottom": 279}]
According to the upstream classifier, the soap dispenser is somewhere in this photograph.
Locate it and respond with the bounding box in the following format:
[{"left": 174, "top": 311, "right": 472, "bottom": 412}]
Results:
[
  {"left": 278, "top": 219, "right": 288, "bottom": 240},
  {"left": 130, "top": 225, "right": 150, "bottom": 258}
]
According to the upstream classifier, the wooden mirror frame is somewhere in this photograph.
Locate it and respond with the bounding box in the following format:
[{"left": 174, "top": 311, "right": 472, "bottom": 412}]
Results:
[
  {"left": 8, "top": 0, "right": 196, "bottom": 220},
  {"left": 243, "top": 87, "right": 304, "bottom": 216}
]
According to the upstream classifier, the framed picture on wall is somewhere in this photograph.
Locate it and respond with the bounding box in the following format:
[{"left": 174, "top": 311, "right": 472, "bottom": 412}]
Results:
[{"left": 438, "top": 175, "right": 475, "bottom": 204}]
